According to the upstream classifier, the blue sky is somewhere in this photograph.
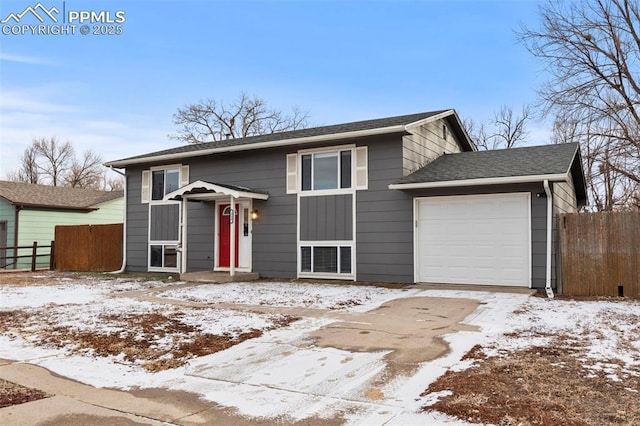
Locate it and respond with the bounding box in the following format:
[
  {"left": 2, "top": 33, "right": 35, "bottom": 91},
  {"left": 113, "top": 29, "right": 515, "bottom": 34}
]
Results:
[{"left": 0, "top": 0, "right": 548, "bottom": 176}]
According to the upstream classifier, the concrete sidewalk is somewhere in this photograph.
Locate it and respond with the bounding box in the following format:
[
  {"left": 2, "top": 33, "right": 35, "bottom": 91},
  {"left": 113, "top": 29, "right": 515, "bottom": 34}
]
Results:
[{"left": 0, "top": 359, "right": 266, "bottom": 425}]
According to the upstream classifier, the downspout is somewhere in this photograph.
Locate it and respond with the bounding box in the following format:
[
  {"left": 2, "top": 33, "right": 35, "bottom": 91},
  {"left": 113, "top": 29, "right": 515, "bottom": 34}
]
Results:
[
  {"left": 109, "top": 167, "right": 127, "bottom": 273},
  {"left": 543, "top": 180, "right": 554, "bottom": 299}
]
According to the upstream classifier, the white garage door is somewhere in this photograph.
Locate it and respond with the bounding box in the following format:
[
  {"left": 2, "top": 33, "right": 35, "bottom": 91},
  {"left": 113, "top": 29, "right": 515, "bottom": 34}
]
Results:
[{"left": 416, "top": 193, "right": 530, "bottom": 287}]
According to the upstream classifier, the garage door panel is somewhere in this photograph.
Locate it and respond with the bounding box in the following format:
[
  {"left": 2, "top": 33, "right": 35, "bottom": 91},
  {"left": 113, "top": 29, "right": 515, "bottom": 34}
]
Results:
[{"left": 416, "top": 193, "right": 530, "bottom": 287}]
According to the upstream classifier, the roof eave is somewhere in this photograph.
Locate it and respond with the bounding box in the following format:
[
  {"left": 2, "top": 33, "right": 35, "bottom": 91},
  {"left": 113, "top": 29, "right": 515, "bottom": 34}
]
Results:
[
  {"left": 388, "top": 173, "right": 570, "bottom": 190},
  {"left": 105, "top": 125, "right": 408, "bottom": 168},
  {"left": 15, "top": 203, "right": 98, "bottom": 211}
]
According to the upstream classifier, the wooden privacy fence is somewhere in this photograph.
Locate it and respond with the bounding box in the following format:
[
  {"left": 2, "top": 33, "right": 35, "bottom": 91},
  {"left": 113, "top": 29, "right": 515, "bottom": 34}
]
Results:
[
  {"left": 559, "top": 211, "right": 640, "bottom": 298},
  {"left": 54, "top": 223, "right": 123, "bottom": 272}
]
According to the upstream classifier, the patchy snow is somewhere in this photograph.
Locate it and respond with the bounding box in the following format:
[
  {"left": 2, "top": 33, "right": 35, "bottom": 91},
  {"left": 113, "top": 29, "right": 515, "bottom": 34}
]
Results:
[
  {"left": 1, "top": 276, "right": 639, "bottom": 425},
  {"left": 158, "top": 281, "right": 418, "bottom": 311}
]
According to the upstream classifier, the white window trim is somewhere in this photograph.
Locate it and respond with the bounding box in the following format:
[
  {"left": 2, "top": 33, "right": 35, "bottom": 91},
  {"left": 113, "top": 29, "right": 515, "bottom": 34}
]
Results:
[
  {"left": 298, "top": 240, "right": 355, "bottom": 280},
  {"left": 149, "top": 164, "right": 183, "bottom": 205},
  {"left": 298, "top": 145, "right": 356, "bottom": 197},
  {"left": 148, "top": 241, "right": 180, "bottom": 273}
]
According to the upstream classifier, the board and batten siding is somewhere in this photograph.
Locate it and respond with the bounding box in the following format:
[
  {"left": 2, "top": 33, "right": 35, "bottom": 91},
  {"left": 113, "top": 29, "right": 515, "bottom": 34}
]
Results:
[
  {"left": 300, "top": 195, "right": 353, "bottom": 241},
  {"left": 402, "top": 118, "right": 464, "bottom": 176}
]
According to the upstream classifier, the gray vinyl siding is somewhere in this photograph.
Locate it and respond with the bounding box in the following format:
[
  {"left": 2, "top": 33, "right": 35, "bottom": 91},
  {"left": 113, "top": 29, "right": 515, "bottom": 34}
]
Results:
[
  {"left": 187, "top": 149, "right": 296, "bottom": 278},
  {"left": 356, "top": 135, "right": 415, "bottom": 282},
  {"left": 123, "top": 134, "right": 556, "bottom": 288},
  {"left": 128, "top": 147, "right": 297, "bottom": 278},
  {"left": 125, "top": 169, "right": 149, "bottom": 272},
  {"left": 300, "top": 195, "right": 353, "bottom": 241},
  {"left": 149, "top": 204, "right": 180, "bottom": 241}
]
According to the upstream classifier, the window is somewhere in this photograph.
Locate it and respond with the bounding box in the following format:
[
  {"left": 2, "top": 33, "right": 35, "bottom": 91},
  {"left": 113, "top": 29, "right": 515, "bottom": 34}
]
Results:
[
  {"left": 301, "top": 150, "right": 352, "bottom": 192},
  {"left": 150, "top": 244, "right": 178, "bottom": 269},
  {"left": 442, "top": 124, "right": 448, "bottom": 140},
  {"left": 151, "top": 168, "right": 180, "bottom": 201},
  {"left": 300, "top": 245, "right": 351, "bottom": 275}
]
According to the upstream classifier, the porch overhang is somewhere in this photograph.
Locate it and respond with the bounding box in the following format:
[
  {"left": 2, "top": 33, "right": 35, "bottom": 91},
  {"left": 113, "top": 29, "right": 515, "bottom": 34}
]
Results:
[{"left": 164, "top": 180, "right": 269, "bottom": 201}]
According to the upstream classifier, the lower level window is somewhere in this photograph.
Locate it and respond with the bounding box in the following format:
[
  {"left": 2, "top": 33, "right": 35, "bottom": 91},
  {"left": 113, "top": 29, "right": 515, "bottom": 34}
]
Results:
[
  {"left": 300, "top": 245, "right": 351, "bottom": 274},
  {"left": 150, "top": 244, "right": 178, "bottom": 268}
]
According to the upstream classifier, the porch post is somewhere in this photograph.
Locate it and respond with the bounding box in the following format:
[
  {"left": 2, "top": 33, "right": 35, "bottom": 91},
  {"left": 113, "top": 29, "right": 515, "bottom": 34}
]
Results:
[
  {"left": 229, "top": 194, "right": 236, "bottom": 277},
  {"left": 180, "top": 198, "right": 188, "bottom": 274}
]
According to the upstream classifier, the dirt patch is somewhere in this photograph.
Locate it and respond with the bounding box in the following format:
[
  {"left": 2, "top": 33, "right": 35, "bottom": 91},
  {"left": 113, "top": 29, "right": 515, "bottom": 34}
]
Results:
[
  {"left": 422, "top": 343, "right": 640, "bottom": 425},
  {"left": 0, "top": 378, "right": 50, "bottom": 408},
  {"left": 0, "top": 310, "right": 300, "bottom": 372}
]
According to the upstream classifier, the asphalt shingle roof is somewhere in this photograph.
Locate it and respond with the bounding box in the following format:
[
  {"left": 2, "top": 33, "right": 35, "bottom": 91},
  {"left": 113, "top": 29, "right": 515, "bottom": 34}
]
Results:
[
  {"left": 0, "top": 181, "right": 123, "bottom": 210},
  {"left": 396, "top": 143, "right": 581, "bottom": 184},
  {"left": 109, "top": 110, "right": 449, "bottom": 164}
]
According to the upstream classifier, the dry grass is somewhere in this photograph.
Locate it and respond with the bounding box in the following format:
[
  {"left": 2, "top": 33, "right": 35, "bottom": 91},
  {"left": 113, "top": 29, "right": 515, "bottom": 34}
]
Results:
[
  {"left": 0, "top": 379, "right": 50, "bottom": 408},
  {"left": 422, "top": 343, "right": 640, "bottom": 425},
  {"left": 0, "top": 310, "right": 300, "bottom": 372}
]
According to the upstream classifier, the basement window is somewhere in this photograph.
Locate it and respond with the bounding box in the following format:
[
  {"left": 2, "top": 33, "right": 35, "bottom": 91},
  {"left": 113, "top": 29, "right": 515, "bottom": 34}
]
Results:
[{"left": 300, "top": 245, "right": 352, "bottom": 276}]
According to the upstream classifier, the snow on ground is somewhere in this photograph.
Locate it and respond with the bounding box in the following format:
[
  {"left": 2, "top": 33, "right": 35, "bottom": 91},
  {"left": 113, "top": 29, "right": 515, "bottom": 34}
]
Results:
[
  {"left": 159, "top": 281, "right": 417, "bottom": 311},
  {"left": 0, "top": 277, "right": 173, "bottom": 310},
  {"left": 1, "top": 276, "right": 639, "bottom": 425}
]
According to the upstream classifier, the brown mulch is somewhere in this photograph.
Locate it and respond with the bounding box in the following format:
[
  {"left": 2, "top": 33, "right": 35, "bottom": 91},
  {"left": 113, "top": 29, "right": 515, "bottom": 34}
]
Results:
[
  {"left": 0, "top": 379, "right": 50, "bottom": 408},
  {"left": 421, "top": 344, "right": 640, "bottom": 425}
]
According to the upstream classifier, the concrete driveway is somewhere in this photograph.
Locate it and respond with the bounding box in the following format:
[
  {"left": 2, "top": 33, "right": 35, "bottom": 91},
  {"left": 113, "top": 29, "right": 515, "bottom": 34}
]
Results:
[{"left": 0, "top": 276, "right": 533, "bottom": 425}]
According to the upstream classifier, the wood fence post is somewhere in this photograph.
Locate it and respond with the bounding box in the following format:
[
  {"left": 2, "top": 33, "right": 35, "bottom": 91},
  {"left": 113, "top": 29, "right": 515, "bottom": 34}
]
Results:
[
  {"left": 50, "top": 240, "right": 55, "bottom": 270},
  {"left": 31, "top": 241, "right": 38, "bottom": 271}
]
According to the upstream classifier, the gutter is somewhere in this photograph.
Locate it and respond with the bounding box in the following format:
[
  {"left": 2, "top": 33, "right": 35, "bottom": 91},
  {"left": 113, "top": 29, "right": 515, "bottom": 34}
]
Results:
[
  {"left": 389, "top": 173, "right": 570, "bottom": 190},
  {"left": 108, "top": 166, "right": 127, "bottom": 274},
  {"left": 543, "top": 179, "right": 554, "bottom": 299}
]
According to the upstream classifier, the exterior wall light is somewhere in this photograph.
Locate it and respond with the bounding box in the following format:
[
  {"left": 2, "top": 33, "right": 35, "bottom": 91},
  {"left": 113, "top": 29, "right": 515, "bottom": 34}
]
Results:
[{"left": 251, "top": 210, "right": 259, "bottom": 220}]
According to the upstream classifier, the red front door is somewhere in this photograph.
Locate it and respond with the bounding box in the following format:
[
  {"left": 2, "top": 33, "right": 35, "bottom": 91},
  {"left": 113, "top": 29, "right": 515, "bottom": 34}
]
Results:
[{"left": 219, "top": 204, "right": 239, "bottom": 267}]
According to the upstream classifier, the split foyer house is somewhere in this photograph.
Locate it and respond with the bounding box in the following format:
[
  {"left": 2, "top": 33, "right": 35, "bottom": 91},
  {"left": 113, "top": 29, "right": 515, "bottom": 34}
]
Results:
[{"left": 105, "top": 110, "right": 586, "bottom": 290}]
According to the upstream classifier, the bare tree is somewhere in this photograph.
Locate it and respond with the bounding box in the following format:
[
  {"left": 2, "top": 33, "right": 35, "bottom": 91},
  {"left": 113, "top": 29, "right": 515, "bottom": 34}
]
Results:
[
  {"left": 171, "top": 92, "right": 310, "bottom": 144},
  {"left": 65, "top": 150, "right": 104, "bottom": 188},
  {"left": 519, "top": 0, "right": 640, "bottom": 208},
  {"left": 465, "top": 105, "right": 531, "bottom": 150},
  {"left": 6, "top": 138, "right": 110, "bottom": 190},
  {"left": 552, "top": 111, "right": 636, "bottom": 210},
  {"left": 32, "top": 137, "right": 74, "bottom": 186},
  {"left": 6, "top": 145, "right": 40, "bottom": 184}
]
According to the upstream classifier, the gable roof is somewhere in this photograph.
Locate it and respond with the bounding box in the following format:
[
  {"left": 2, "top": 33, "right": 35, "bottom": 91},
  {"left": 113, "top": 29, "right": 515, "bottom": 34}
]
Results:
[
  {"left": 390, "top": 143, "right": 587, "bottom": 205},
  {"left": 105, "top": 109, "right": 475, "bottom": 167},
  {"left": 0, "top": 181, "right": 123, "bottom": 211}
]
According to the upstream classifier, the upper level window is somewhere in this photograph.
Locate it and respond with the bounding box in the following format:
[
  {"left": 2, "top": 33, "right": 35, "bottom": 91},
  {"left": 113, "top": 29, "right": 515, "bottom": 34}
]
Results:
[
  {"left": 301, "top": 150, "right": 351, "bottom": 192},
  {"left": 152, "top": 168, "right": 180, "bottom": 201}
]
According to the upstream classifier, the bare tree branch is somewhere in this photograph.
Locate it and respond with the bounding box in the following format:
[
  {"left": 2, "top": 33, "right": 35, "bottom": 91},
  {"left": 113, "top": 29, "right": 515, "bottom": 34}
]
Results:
[
  {"left": 518, "top": 0, "right": 640, "bottom": 204},
  {"left": 464, "top": 105, "right": 531, "bottom": 150},
  {"left": 170, "top": 92, "right": 310, "bottom": 144}
]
